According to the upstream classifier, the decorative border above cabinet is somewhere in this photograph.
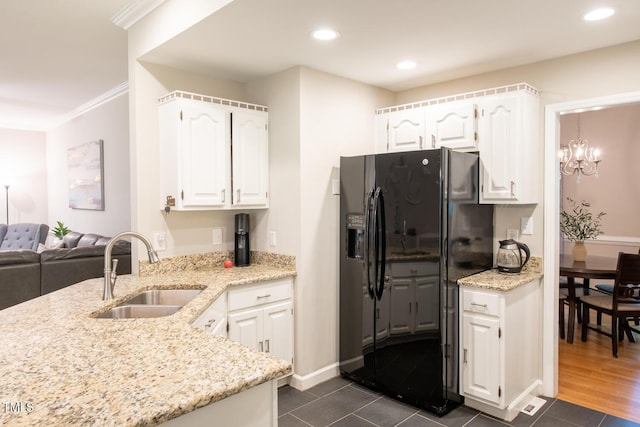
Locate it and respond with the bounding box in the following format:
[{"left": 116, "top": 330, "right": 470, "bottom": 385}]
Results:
[
  {"left": 375, "top": 83, "right": 540, "bottom": 205},
  {"left": 158, "top": 91, "right": 269, "bottom": 211}
]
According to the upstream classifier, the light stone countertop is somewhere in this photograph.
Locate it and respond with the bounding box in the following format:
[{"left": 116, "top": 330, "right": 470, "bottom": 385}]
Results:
[
  {"left": 0, "top": 263, "right": 296, "bottom": 426},
  {"left": 457, "top": 256, "right": 543, "bottom": 291}
]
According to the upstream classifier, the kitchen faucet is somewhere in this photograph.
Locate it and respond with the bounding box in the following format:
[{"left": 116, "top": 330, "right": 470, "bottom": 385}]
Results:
[{"left": 103, "top": 231, "right": 160, "bottom": 300}]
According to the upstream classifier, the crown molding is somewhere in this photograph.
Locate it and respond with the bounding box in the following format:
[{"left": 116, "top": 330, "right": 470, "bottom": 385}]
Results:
[
  {"left": 0, "top": 82, "right": 129, "bottom": 132},
  {"left": 112, "top": 0, "right": 168, "bottom": 30},
  {"left": 51, "top": 82, "right": 129, "bottom": 130}
]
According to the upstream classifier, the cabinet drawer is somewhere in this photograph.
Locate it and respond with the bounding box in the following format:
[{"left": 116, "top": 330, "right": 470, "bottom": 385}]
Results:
[
  {"left": 228, "top": 279, "right": 292, "bottom": 312},
  {"left": 392, "top": 262, "right": 438, "bottom": 277},
  {"left": 462, "top": 288, "right": 501, "bottom": 316}
]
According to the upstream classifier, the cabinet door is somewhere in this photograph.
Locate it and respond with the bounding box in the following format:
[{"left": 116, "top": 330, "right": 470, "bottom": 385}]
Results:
[
  {"left": 375, "top": 112, "right": 389, "bottom": 153},
  {"left": 228, "top": 307, "right": 263, "bottom": 352},
  {"left": 390, "top": 278, "right": 412, "bottom": 334},
  {"left": 427, "top": 102, "right": 478, "bottom": 150},
  {"left": 388, "top": 109, "right": 426, "bottom": 152},
  {"left": 181, "top": 101, "right": 229, "bottom": 207},
  {"left": 263, "top": 301, "right": 293, "bottom": 363},
  {"left": 479, "top": 96, "right": 518, "bottom": 202},
  {"left": 462, "top": 313, "right": 501, "bottom": 405},
  {"left": 231, "top": 109, "right": 269, "bottom": 206},
  {"left": 415, "top": 276, "right": 439, "bottom": 331}
]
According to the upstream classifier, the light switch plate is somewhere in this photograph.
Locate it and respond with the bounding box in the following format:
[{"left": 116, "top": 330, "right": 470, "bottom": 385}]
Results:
[
  {"left": 521, "top": 217, "right": 533, "bottom": 235},
  {"left": 154, "top": 232, "right": 166, "bottom": 251},
  {"left": 212, "top": 228, "right": 223, "bottom": 245}
]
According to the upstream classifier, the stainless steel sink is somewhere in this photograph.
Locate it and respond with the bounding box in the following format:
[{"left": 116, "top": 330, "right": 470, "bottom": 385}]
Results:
[
  {"left": 121, "top": 289, "right": 203, "bottom": 306},
  {"left": 95, "top": 304, "right": 182, "bottom": 319}
]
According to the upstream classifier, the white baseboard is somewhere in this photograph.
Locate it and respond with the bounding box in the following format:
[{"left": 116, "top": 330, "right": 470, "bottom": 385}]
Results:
[{"left": 288, "top": 363, "right": 340, "bottom": 391}]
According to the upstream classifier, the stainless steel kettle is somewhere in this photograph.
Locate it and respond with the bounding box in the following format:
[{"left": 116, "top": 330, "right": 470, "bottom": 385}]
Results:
[{"left": 497, "top": 239, "right": 530, "bottom": 273}]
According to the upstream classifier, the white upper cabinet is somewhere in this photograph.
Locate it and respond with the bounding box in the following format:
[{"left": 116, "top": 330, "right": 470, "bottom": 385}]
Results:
[
  {"left": 478, "top": 88, "right": 539, "bottom": 204},
  {"left": 375, "top": 83, "right": 540, "bottom": 205},
  {"left": 426, "top": 101, "right": 478, "bottom": 151},
  {"left": 387, "top": 109, "right": 427, "bottom": 152},
  {"left": 158, "top": 91, "right": 269, "bottom": 211},
  {"left": 232, "top": 109, "right": 269, "bottom": 207},
  {"left": 376, "top": 109, "right": 427, "bottom": 153}
]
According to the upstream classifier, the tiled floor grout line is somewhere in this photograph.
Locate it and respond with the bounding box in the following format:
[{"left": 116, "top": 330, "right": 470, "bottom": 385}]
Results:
[{"left": 286, "top": 412, "right": 314, "bottom": 426}]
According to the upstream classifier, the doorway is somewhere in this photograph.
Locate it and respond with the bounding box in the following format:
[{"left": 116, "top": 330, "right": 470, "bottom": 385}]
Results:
[{"left": 542, "top": 90, "right": 640, "bottom": 399}]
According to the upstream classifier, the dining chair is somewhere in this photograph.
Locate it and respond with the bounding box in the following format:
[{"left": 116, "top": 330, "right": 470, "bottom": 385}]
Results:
[
  {"left": 559, "top": 276, "right": 585, "bottom": 324},
  {"left": 580, "top": 252, "right": 640, "bottom": 357},
  {"left": 593, "top": 248, "right": 640, "bottom": 326}
]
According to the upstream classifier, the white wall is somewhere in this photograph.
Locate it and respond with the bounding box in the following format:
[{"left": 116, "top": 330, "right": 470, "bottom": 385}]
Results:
[
  {"left": 46, "top": 94, "right": 131, "bottom": 237},
  {"left": 0, "top": 128, "right": 48, "bottom": 225},
  {"left": 246, "top": 67, "right": 302, "bottom": 256}
]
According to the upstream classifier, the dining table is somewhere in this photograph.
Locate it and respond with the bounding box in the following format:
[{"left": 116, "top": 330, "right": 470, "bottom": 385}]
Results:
[{"left": 559, "top": 253, "right": 618, "bottom": 343}]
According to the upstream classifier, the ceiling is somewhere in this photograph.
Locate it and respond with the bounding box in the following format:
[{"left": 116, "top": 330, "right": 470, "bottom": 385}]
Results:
[{"left": 3, "top": 0, "right": 640, "bottom": 132}]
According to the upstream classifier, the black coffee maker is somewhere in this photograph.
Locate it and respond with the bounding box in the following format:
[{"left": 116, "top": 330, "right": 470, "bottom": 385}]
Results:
[{"left": 234, "top": 213, "right": 250, "bottom": 267}]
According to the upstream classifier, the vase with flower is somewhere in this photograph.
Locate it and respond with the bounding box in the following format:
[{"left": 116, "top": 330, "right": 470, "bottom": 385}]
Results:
[{"left": 560, "top": 197, "right": 605, "bottom": 261}]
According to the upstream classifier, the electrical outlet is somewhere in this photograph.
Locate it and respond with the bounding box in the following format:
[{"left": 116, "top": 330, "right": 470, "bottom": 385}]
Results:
[
  {"left": 269, "top": 231, "right": 277, "bottom": 247},
  {"left": 154, "top": 232, "right": 167, "bottom": 251},
  {"left": 212, "top": 228, "right": 223, "bottom": 245},
  {"left": 506, "top": 228, "right": 519, "bottom": 240}
]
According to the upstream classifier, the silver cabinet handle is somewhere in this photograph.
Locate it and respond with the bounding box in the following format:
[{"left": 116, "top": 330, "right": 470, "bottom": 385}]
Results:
[
  {"left": 259, "top": 341, "right": 263, "bottom": 352},
  {"left": 265, "top": 339, "right": 270, "bottom": 353},
  {"left": 431, "top": 135, "right": 436, "bottom": 148},
  {"left": 257, "top": 294, "right": 271, "bottom": 300},
  {"left": 510, "top": 181, "right": 515, "bottom": 197},
  {"left": 221, "top": 188, "right": 226, "bottom": 203},
  {"left": 237, "top": 189, "right": 241, "bottom": 203},
  {"left": 419, "top": 135, "right": 423, "bottom": 149},
  {"left": 464, "top": 349, "right": 468, "bottom": 364},
  {"left": 471, "top": 302, "right": 488, "bottom": 308}
]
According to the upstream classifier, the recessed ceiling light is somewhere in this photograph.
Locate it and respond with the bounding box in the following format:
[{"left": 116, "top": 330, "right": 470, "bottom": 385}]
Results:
[
  {"left": 312, "top": 28, "right": 340, "bottom": 41},
  {"left": 396, "top": 60, "right": 416, "bottom": 70},
  {"left": 584, "top": 7, "right": 615, "bottom": 21}
]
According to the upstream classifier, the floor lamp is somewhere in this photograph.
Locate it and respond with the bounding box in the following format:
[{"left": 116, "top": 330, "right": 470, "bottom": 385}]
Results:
[{"left": 4, "top": 185, "right": 8, "bottom": 224}]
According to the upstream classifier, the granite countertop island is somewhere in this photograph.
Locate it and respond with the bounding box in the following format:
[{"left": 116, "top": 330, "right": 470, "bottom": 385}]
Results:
[{"left": 0, "top": 257, "right": 296, "bottom": 426}]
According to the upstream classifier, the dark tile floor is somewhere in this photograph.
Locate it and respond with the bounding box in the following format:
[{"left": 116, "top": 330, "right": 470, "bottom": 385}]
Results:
[{"left": 278, "top": 377, "right": 640, "bottom": 427}]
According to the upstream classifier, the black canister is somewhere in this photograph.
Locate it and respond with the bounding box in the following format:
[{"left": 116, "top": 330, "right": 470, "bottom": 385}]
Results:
[{"left": 234, "top": 213, "right": 250, "bottom": 267}]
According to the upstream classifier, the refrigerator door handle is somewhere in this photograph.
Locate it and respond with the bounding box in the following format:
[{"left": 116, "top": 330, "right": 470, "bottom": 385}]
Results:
[
  {"left": 372, "top": 187, "right": 386, "bottom": 301},
  {"left": 364, "top": 188, "right": 375, "bottom": 299}
]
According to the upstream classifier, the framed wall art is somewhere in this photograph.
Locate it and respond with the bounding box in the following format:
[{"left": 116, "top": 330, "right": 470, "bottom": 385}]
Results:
[{"left": 68, "top": 140, "right": 105, "bottom": 210}]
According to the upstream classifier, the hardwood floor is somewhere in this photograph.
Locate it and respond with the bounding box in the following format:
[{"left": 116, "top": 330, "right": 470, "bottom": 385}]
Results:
[{"left": 559, "top": 307, "right": 640, "bottom": 423}]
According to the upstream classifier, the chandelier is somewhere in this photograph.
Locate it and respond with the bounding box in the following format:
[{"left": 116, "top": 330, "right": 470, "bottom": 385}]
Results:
[{"left": 559, "top": 114, "right": 601, "bottom": 179}]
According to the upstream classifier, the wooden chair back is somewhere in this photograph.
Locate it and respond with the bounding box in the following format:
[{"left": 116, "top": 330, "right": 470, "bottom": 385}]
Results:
[{"left": 613, "top": 252, "right": 640, "bottom": 312}]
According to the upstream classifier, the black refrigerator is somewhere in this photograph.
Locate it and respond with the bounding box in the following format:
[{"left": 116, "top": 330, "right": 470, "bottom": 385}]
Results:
[{"left": 339, "top": 147, "right": 494, "bottom": 416}]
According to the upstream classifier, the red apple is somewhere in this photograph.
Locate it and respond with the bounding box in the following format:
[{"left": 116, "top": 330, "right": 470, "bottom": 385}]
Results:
[{"left": 223, "top": 259, "right": 233, "bottom": 268}]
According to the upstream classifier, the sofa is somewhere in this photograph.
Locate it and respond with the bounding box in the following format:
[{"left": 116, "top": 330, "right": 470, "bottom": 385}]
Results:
[
  {"left": 0, "top": 223, "right": 49, "bottom": 250},
  {"left": 0, "top": 227, "right": 131, "bottom": 310}
]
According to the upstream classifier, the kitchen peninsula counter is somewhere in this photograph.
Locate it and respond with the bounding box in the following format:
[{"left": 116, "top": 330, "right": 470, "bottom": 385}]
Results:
[{"left": 0, "top": 261, "right": 295, "bottom": 426}]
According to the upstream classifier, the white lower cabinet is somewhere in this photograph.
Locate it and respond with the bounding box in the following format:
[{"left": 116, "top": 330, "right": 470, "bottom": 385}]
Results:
[
  {"left": 193, "top": 278, "right": 294, "bottom": 366},
  {"left": 227, "top": 278, "right": 294, "bottom": 365},
  {"left": 460, "top": 280, "right": 542, "bottom": 421},
  {"left": 193, "top": 293, "right": 228, "bottom": 338}
]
